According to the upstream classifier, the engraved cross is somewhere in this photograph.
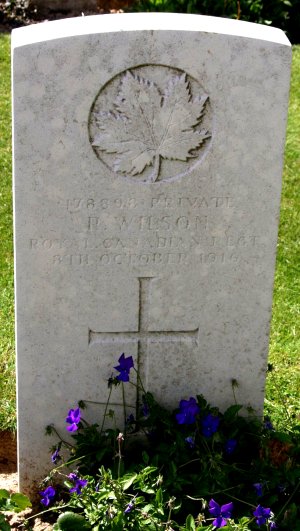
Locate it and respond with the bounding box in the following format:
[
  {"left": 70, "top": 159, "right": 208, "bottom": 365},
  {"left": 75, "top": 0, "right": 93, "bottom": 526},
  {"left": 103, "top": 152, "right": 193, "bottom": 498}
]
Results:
[{"left": 89, "top": 277, "right": 199, "bottom": 409}]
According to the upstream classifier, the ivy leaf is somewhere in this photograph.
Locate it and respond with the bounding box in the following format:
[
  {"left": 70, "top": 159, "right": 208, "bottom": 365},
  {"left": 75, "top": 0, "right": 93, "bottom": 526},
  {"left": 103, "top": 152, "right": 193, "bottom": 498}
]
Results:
[{"left": 92, "top": 71, "right": 210, "bottom": 182}]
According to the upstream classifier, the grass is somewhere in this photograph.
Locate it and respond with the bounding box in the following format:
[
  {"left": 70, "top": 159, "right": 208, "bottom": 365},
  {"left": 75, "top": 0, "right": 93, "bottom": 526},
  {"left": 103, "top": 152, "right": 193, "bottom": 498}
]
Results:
[
  {"left": 0, "top": 36, "right": 299, "bottom": 433},
  {"left": 265, "top": 45, "right": 300, "bottom": 429},
  {"left": 0, "top": 33, "right": 15, "bottom": 431}
]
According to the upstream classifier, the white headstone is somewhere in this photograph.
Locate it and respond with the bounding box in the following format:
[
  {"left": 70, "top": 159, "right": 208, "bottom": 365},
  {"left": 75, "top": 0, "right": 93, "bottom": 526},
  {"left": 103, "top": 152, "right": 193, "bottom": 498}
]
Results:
[{"left": 12, "top": 13, "right": 291, "bottom": 493}]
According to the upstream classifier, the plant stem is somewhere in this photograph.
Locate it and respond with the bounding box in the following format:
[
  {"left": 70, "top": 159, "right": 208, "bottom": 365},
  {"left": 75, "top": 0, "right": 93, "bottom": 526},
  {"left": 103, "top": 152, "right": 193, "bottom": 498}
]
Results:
[
  {"left": 133, "top": 366, "right": 147, "bottom": 426},
  {"left": 134, "top": 367, "right": 147, "bottom": 395},
  {"left": 24, "top": 503, "right": 72, "bottom": 521},
  {"left": 122, "top": 382, "right": 127, "bottom": 432},
  {"left": 52, "top": 452, "right": 95, "bottom": 473},
  {"left": 117, "top": 433, "right": 124, "bottom": 479},
  {"left": 206, "top": 484, "right": 244, "bottom": 496},
  {"left": 100, "top": 385, "right": 113, "bottom": 434},
  {"left": 276, "top": 479, "right": 300, "bottom": 519},
  {"left": 178, "top": 458, "right": 200, "bottom": 470},
  {"left": 224, "top": 493, "right": 254, "bottom": 508},
  {"left": 49, "top": 426, "right": 74, "bottom": 448}
]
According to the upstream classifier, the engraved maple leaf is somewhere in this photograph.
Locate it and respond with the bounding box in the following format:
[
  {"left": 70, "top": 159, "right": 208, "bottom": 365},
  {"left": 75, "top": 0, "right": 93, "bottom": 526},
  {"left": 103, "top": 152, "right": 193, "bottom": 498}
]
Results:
[{"left": 92, "top": 71, "right": 210, "bottom": 182}]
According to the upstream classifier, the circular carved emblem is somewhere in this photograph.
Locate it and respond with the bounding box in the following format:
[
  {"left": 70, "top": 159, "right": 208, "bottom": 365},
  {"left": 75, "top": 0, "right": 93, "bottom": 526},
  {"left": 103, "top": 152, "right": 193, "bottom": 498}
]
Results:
[{"left": 89, "top": 65, "right": 211, "bottom": 183}]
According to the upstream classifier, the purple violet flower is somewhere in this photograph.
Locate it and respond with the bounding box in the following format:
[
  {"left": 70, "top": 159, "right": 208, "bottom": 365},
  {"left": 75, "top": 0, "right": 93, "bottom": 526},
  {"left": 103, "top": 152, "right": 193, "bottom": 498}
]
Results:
[
  {"left": 264, "top": 418, "right": 274, "bottom": 430},
  {"left": 66, "top": 407, "right": 81, "bottom": 432},
  {"left": 70, "top": 478, "right": 88, "bottom": 495},
  {"left": 225, "top": 438, "right": 237, "bottom": 455},
  {"left": 269, "top": 522, "right": 277, "bottom": 529},
  {"left": 253, "top": 483, "right": 263, "bottom": 497},
  {"left": 253, "top": 505, "right": 271, "bottom": 526},
  {"left": 126, "top": 414, "right": 135, "bottom": 425},
  {"left": 51, "top": 447, "right": 61, "bottom": 464},
  {"left": 185, "top": 435, "right": 196, "bottom": 449},
  {"left": 39, "top": 486, "right": 56, "bottom": 506},
  {"left": 176, "top": 397, "right": 200, "bottom": 425},
  {"left": 277, "top": 484, "right": 287, "bottom": 493},
  {"left": 141, "top": 398, "right": 150, "bottom": 418},
  {"left": 68, "top": 473, "right": 88, "bottom": 495},
  {"left": 208, "top": 499, "right": 233, "bottom": 528},
  {"left": 114, "top": 353, "right": 134, "bottom": 382},
  {"left": 124, "top": 501, "right": 135, "bottom": 514},
  {"left": 202, "top": 413, "right": 220, "bottom": 437}
]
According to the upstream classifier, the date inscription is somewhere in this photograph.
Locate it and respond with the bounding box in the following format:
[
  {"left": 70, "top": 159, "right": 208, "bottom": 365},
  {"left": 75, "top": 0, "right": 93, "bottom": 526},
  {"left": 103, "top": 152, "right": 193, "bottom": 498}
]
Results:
[{"left": 29, "top": 194, "right": 261, "bottom": 268}]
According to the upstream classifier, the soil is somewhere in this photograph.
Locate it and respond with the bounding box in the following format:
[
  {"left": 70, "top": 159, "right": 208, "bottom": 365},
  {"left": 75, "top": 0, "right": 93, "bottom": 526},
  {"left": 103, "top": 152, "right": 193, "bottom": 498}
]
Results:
[{"left": 0, "top": 432, "right": 54, "bottom": 531}]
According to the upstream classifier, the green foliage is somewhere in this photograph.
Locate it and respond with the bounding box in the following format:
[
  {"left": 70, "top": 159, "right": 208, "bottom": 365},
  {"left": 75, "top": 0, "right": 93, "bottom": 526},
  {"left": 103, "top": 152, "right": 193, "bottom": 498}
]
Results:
[
  {"left": 0, "top": 513, "right": 11, "bottom": 531},
  {"left": 1, "top": 0, "right": 300, "bottom": 43},
  {"left": 40, "top": 376, "right": 299, "bottom": 530},
  {"left": 0, "top": 489, "right": 31, "bottom": 530},
  {"left": 0, "top": 489, "right": 32, "bottom": 513},
  {"left": 265, "top": 46, "right": 300, "bottom": 431},
  {"left": 0, "top": 0, "right": 33, "bottom": 26},
  {"left": 44, "top": 465, "right": 179, "bottom": 530},
  {"left": 53, "top": 511, "right": 92, "bottom": 530},
  {"left": 130, "top": 0, "right": 299, "bottom": 43},
  {"left": 0, "top": 33, "right": 16, "bottom": 432}
]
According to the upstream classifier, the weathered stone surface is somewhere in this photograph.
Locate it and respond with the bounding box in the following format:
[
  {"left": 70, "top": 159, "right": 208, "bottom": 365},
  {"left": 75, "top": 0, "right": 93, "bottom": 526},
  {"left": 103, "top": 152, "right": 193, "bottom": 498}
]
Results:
[{"left": 12, "top": 13, "right": 291, "bottom": 493}]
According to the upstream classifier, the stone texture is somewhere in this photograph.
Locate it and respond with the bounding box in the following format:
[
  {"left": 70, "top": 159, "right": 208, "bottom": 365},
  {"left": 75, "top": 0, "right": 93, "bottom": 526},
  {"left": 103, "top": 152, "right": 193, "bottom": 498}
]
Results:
[{"left": 12, "top": 13, "right": 291, "bottom": 493}]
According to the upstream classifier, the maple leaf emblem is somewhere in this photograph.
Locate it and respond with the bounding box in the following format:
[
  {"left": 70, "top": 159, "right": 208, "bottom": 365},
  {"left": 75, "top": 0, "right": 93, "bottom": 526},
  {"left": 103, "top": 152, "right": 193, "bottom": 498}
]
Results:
[{"left": 92, "top": 71, "right": 211, "bottom": 183}]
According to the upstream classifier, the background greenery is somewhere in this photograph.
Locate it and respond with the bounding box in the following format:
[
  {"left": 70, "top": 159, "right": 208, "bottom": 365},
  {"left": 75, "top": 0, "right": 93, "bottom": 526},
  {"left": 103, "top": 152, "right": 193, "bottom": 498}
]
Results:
[
  {"left": 1, "top": 0, "right": 300, "bottom": 44},
  {"left": 0, "top": 33, "right": 15, "bottom": 431},
  {"left": 132, "top": 0, "right": 300, "bottom": 44},
  {"left": 264, "top": 45, "right": 300, "bottom": 430},
  {"left": 0, "top": 35, "right": 299, "bottom": 432}
]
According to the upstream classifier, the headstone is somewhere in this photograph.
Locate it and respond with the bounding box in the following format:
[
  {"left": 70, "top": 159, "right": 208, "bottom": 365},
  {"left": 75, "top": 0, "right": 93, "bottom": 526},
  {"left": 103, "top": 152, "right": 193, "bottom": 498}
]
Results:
[{"left": 12, "top": 13, "right": 291, "bottom": 493}]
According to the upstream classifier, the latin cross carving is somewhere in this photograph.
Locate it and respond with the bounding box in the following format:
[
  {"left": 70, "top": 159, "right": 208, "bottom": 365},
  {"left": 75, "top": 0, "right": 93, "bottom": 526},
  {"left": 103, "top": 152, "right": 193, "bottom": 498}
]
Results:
[{"left": 89, "top": 277, "right": 199, "bottom": 411}]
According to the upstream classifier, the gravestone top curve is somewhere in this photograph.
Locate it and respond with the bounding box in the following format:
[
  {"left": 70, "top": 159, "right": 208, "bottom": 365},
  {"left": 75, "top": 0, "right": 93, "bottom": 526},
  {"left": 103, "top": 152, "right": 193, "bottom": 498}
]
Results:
[{"left": 12, "top": 12, "right": 291, "bottom": 48}]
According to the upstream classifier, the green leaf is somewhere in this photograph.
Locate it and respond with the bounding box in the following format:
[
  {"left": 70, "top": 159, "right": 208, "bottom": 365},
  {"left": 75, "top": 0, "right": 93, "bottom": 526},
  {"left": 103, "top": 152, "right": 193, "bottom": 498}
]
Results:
[
  {"left": 54, "top": 511, "right": 91, "bottom": 530},
  {"left": 64, "top": 480, "right": 74, "bottom": 490},
  {"left": 0, "top": 489, "right": 9, "bottom": 500},
  {"left": 239, "top": 516, "right": 251, "bottom": 524},
  {"left": 111, "top": 511, "right": 124, "bottom": 531},
  {"left": 140, "top": 486, "right": 155, "bottom": 494},
  {"left": 140, "top": 466, "right": 158, "bottom": 476},
  {"left": 10, "top": 493, "right": 32, "bottom": 511},
  {"left": 94, "top": 490, "right": 112, "bottom": 501},
  {"left": 155, "top": 487, "right": 163, "bottom": 505},
  {"left": 196, "top": 395, "right": 208, "bottom": 410},
  {"left": 185, "top": 514, "right": 196, "bottom": 531},
  {"left": 142, "top": 503, "right": 154, "bottom": 512},
  {"left": 0, "top": 514, "right": 11, "bottom": 531},
  {"left": 142, "top": 451, "right": 149, "bottom": 464},
  {"left": 95, "top": 448, "right": 107, "bottom": 461},
  {"left": 223, "top": 404, "right": 243, "bottom": 421},
  {"left": 121, "top": 473, "right": 137, "bottom": 491}
]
